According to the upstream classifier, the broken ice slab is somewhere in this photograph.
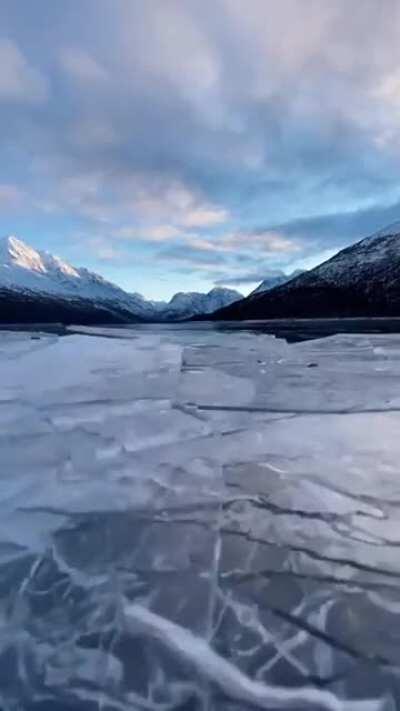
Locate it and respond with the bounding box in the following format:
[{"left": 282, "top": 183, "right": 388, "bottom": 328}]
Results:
[
  {"left": 178, "top": 333, "right": 400, "bottom": 412},
  {"left": 0, "top": 327, "right": 399, "bottom": 709}
]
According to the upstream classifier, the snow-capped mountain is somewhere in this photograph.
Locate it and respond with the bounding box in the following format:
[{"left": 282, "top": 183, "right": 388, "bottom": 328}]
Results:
[
  {"left": 0, "top": 236, "right": 155, "bottom": 323},
  {"left": 207, "top": 221, "right": 400, "bottom": 320},
  {"left": 0, "top": 236, "right": 242, "bottom": 324},
  {"left": 251, "top": 270, "right": 304, "bottom": 295},
  {"left": 158, "top": 287, "right": 242, "bottom": 321}
]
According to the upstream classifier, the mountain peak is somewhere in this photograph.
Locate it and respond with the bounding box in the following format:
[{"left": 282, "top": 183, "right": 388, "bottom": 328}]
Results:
[
  {"left": 0, "top": 234, "right": 22, "bottom": 248},
  {"left": 0, "top": 234, "right": 81, "bottom": 279},
  {"left": 0, "top": 235, "right": 47, "bottom": 273},
  {"left": 0, "top": 234, "right": 242, "bottom": 323},
  {"left": 0, "top": 234, "right": 29, "bottom": 254},
  {"left": 207, "top": 286, "right": 239, "bottom": 297}
]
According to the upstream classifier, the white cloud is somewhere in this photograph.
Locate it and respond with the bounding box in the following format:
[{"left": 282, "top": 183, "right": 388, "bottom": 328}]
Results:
[
  {"left": 119, "top": 2, "right": 225, "bottom": 127},
  {"left": 0, "top": 183, "right": 24, "bottom": 206},
  {"left": 129, "top": 181, "right": 230, "bottom": 230},
  {"left": 60, "top": 48, "right": 109, "bottom": 83},
  {"left": 251, "top": 231, "right": 302, "bottom": 254},
  {"left": 180, "top": 206, "right": 228, "bottom": 228},
  {"left": 46, "top": 171, "right": 115, "bottom": 223},
  {"left": 189, "top": 230, "right": 301, "bottom": 256},
  {"left": 35, "top": 170, "right": 230, "bottom": 235},
  {"left": 0, "top": 39, "right": 47, "bottom": 103},
  {"left": 91, "top": 240, "right": 123, "bottom": 262},
  {"left": 115, "top": 225, "right": 183, "bottom": 242},
  {"left": 376, "top": 71, "right": 400, "bottom": 109}
]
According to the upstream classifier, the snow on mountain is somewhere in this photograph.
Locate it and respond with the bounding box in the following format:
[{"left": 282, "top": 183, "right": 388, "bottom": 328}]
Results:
[
  {"left": 312, "top": 222, "right": 400, "bottom": 284},
  {"left": 364, "top": 220, "right": 400, "bottom": 241},
  {"left": 251, "top": 270, "right": 304, "bottom": 295},
  {"left": 160, "top": 287, "right": 242, "bottom": 320},
  {"left": 0, "top": 236, "right": 242, "bottom": 323},
  {"left": 0, "top": 235, "right": 154, "bottom": 320},
  {"left": 207, "top": 221, "right": 400, "bottom": 320}
]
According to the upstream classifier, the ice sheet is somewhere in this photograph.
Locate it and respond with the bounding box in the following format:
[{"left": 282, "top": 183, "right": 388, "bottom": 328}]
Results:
[{"left": 0, "top": 326, "right": 399, "bottom": 710}]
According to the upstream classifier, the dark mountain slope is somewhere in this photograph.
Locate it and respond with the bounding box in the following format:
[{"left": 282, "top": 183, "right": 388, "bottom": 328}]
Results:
[
  {"left": 0, "top": 288, "right": 141, "bottom": 325},
  {"left": 208, "top": 222, "right": 400, "bottom": 320}
]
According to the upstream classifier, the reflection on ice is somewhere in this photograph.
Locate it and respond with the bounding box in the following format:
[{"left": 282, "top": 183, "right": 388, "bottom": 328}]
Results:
[{"left": 0, "top": 326, "right": 400, "bottom": 709}]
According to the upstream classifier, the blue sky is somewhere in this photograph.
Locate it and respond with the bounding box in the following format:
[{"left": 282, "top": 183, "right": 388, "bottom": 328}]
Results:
[{"left": 1, "top": 0, "right": 400, "bottom": 299}]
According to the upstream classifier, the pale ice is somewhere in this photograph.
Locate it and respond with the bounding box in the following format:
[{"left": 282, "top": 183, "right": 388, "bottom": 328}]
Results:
[{"left": 0, "top": 324, "right": 400, "bottom": 710}]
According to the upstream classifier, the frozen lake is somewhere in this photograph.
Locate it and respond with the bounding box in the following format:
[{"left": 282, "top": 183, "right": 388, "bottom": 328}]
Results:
[{"left": 1, "top": 323, "right": 400, "bottom": 710}]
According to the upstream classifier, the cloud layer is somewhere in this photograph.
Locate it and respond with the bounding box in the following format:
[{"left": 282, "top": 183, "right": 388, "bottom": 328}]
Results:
[{"left": 0, "top": 0, "right": 399, "bottom": 297}]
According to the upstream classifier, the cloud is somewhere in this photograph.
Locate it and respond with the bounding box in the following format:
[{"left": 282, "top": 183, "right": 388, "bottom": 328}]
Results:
[
  {"left": 154, "top": 230, "right": 302, "bottom": 284},
  {"left": 179, "top": 206, "right": 228, "bottom": 228},
  {"left": 1, "top": 0, "right": 400, "bottom": 297},
  {"left": 187, "top": 230, "right": 301, "bottom": 256},
  {"left": 375, "top": 70, "right": 400, "bottom": 110},
  {"left": 85, "top": 237, "right": 124, "bottom": 263},
  {"left": 214, "top": 268, "right": 287, "bottom": 286},
  {"left": 269, "top": 198, "right": 400, "bottom": 248},
  {"left": 126, "top": 181, "right": 230, "bottom": 230},
  {"left": 157, "top": 244, "right": 228, "bottom": 268},
  {"left": 68, "top": 119, "right": 119, "bottom": 148},
  {"left": 60, "top": 48, "right": 109, "bottom": 83},
  {"left": 243, "top": 231, "right": 301, "bottom": 254},
  {"left": 0, "top": 38, "right": 47, "bottom": 103},
  {"left": 35, "top": 171, "right": 231, "bottom": 236},
  {"left": 0, "top": 183, "right": 24, "bottom": 206},
  {"left": 115, "top": 225, "right": 183, "bottom": 242}
]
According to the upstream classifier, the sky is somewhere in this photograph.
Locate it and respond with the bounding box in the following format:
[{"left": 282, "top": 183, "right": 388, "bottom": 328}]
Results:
[{"left": 1, "top": 1, "right": 400, "bottom": 300}]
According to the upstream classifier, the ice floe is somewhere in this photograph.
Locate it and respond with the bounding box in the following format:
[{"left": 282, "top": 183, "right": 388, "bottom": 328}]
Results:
[{"left": 0, "top": 326, "right": 399, "bottom": 709}]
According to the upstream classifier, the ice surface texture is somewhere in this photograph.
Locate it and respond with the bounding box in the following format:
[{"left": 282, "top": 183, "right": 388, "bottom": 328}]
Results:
[{"left": 0, "top": 325, "right": 399, "bottom": 710}]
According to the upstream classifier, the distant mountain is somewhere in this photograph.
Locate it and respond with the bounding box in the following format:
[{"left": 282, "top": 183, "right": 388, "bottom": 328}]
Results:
[
  {"left": 0, "top": 236, "right": 242, "bottom": 324},
  {"left": 158, "top": 287, "right": 242, "bottom": 321},
  {"left": 207, "top": 222, "right": 400, "bottom": 320},
  {"left": 250, "top": 270, "right": 304, "bottom": 295}
]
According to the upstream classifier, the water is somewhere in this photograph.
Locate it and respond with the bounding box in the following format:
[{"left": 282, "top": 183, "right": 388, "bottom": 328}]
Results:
[{"left": 0, "top": 323, "right": 400, "bottom": 710}]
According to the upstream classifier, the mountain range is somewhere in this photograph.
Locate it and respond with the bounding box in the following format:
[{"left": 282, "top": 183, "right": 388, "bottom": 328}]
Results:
[
  {"left": 0, "top": 236, "right": 241, "bottom": 324},
  {"left": 2, "top": 222, "right": 400, "bottom": 324},
  {"left": 209, "top": 222, "right": 400, "bottom": 320}
]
